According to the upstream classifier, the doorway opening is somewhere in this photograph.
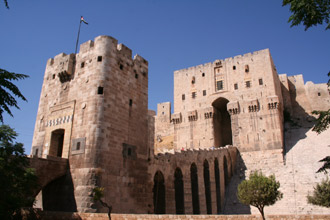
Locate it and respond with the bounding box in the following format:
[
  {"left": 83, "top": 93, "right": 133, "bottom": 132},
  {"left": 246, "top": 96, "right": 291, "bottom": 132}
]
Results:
[
  {"left": 212, "top": 98, "right": 232, "bottom": 147},
  {"left": 49, "top": 129, "right": 65, "bottom": 157}
]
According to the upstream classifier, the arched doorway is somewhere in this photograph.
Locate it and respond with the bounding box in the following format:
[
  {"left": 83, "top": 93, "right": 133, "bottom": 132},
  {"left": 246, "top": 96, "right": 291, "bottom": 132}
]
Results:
[
  {"left": 153, "top": 171, "right": 165, "bottom": 214},
  {"left": 49, "top": 129, "right": 65, "bottom": 157},
  {"left": 212, "top": 98, "right": 232, "bottom": 147},
  {"left": 42, "top": 173, "right": 77, "bottom": 212},
  {"left": 203, "top": 160, "right": 212, "bottom": 214},
  {"left": 190, "top": 163, "right": 200, "bottom": 214},
  {"left": 174, "top": 168, "right": 185, "bottom": 214},
  {"left": 214, "top": 158, "right": 221, "bottom": 214}
]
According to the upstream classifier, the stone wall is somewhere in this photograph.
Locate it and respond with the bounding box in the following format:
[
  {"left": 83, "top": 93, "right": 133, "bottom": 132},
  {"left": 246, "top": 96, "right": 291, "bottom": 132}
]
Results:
[
  {"left": 155, "top": 49, "right": 285, "bottom": 154},
  {"left": 223, "top": 126, "right": 330, "bottom": 215},
  {"left": 149, "top": 146, "right": 237, "bottom": 215},
  {"left": 20, "top": 210, "right": 330, "bottom": 220}
]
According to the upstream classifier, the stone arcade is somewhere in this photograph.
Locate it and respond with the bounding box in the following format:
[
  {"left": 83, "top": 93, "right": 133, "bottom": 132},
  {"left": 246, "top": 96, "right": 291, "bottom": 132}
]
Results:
[{"left": 30, "top": 35, "right": 330, "bottom": 215}]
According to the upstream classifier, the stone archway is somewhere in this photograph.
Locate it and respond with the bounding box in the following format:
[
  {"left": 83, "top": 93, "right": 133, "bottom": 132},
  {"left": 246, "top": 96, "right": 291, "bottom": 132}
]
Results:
[
  {"left": 214, "top": 158, "right": 221, "bottom": 214},
  {"left": 190, "top": 163, "right": 200, "bottom": 214},
  {"left": 153, "top": 171, "right": 166, "bottom": 214},
  {"left": 212, "top": 98, "right": 232, "bottom": 147},
  {"left": 174, "top": 168, "right": 185, "bottom": 214},
  {"left": 41, "top": 172, "right": 76, "bottom": 212},
  {"left": 203, "top": 160, "right": 212, "bottom": 214}
]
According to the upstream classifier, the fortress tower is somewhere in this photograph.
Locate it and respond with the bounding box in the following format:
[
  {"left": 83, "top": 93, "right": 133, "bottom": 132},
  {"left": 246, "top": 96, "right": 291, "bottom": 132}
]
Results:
[
  {"left": 31, "top": 36, "right": 330, "bottom": 215},
  {"left": 31, "top": 35, "right": 150, "bottom": 213}
]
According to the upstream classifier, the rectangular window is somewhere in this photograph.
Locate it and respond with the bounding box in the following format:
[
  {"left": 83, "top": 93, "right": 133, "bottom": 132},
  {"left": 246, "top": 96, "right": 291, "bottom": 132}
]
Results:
[
  {"left": 203, "top": 90, "right": 206, "bottom": 96},
  {"left": 216, "top": 80, "right": 224, "bottom": 90},
  {"left": 129, "top": 99, "right": 133, "bottom": 106},
  {"left": 259, "top": 78, "right": 263, "bottom": 85},
  {"left": 81, "top": 62, "right": 85, "bottom": 68},
  {"left": 97, "top": 56, "right": 102, "bottom": 62},
  {"left": 192, "top": 92, "right": 196, "bottom": 99},
  {"left": 245, "top": 64, "right": 249, "bottom": 72},
  {"left": 245, "top": 81, "right": 251, "bottom": 88},
  {"left": 234, "top": 83, "right": 238, "bottom": 90},
  {"left": 182, "top": 94, "right": 185, "bottom": 100},
  {"left": 97, "top": 86, "right": 104, "bottom": 94}
]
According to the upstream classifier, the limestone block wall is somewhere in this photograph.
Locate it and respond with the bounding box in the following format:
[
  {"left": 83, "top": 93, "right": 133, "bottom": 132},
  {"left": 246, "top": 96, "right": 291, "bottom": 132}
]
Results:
[
  {"left": 224, "top": 127, "right": 330, "bottom": 215},
  {"left": 155, "top": 49, "right": 285, "bottom": 153},
  {"left": 149, "top": 146, "right": 237, "bottom": 215},
  {"left": 279, "top": 74, "right": 330, "bottom": 126},
  {"left": 31, "top": 35, "right": 150, "bottom": 213}
]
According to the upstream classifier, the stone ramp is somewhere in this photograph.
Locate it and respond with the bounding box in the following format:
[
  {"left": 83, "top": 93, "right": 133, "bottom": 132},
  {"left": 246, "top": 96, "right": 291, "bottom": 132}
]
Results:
[{"left": 223, "top": 127, "right": 330, "bottom": 215}]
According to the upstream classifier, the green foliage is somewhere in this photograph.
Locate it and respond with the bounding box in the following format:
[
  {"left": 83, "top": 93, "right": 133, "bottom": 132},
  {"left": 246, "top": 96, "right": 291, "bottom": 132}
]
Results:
[
  {"left": 307, "top": 178, "right": 330, "bottom": 207},
  {"left": 317, "top": 156, "right": 330, "bottom": 174},
  {"left": 0, "top": 68, "right": 28, "bottom": 123},
  {"left": 238, "top": 171, "right": 283, "bottom": 220},
  {"left": 92, "top": 187, "right": 105, "bottom": 202},
  {"left": 0, "top": 125, "right": 38, "bottom": 220},
  {"left": 312, "top": 109, "right": 330, "bottom": 133},
  {"left": 283, "top": 0, "right": 330, "bottom": 30},
  {"left": 92, "top": 187, "right": 112, "bottom": 220},
  {"left": 312, "top": 72, "right": 330, "bottom": 174}
]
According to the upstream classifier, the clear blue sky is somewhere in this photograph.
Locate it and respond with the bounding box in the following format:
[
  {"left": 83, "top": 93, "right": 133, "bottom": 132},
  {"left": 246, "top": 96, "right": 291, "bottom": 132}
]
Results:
[{"left": 1, "top": 0, "right": 329, "bottom": 154}]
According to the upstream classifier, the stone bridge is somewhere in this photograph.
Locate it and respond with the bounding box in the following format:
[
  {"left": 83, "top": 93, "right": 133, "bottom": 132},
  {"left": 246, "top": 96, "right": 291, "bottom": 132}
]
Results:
[{"left": 28, "top": 155, "right": 68, "bottom": 196}]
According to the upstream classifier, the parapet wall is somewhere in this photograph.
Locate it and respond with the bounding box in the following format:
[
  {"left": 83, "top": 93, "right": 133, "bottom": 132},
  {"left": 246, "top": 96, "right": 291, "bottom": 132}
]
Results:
[{"left": 21, "top": 211, "right": 330, "bottom": 220}]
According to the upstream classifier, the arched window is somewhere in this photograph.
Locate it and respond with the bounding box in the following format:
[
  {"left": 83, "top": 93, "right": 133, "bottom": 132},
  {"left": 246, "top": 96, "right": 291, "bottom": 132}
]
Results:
[
  {"left": 224, "top": 156, "right": 229, "bottom": 186},
  {"left": 153, "top": 171, "right": 166, "bottom": 214},
  {"left": 203, "top": 160, "right": 212, "bottom": 214},
  {"left": 214, "top": 158, "right": 221, "bottom": 213},
  {"left": 190, "top": 163, "right": 200, "bottom": 214},
  {"left": 174, "top": 168, "right": 185, "bottom": 214}
]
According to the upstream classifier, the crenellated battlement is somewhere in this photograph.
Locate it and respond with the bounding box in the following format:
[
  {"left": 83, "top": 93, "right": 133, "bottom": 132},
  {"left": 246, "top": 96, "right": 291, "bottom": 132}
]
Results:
[{"left": 174, "top": 49, "right": 270, "bottom": 76}]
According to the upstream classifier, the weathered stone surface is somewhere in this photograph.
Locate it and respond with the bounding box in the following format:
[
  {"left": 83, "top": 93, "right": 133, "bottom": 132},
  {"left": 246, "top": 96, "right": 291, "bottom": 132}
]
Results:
[{"left": 30, "top": 35, "right": 330, "bottom": 215}]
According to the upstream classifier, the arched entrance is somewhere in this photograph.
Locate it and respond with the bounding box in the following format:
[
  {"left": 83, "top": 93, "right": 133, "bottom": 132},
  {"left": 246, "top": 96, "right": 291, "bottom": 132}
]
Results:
[
  {"left": 212, "top": 98, "right": 232, "bottom": 147},
  {"left": 214, "top": 158, "right": 221, "bottom": 214},
  {"left": 190, "top": 163, "right": 200, "bottom": 214},
  {"left": 42, "top": 173, "right": 77, "bottom": 212},
  {"left": 49, "top": 129, "right": 65, "bottom": 157},
  {"left": 153, "top": 171, "right": 166, "bottom": 214},
  {"left": 203, "top": 160, "right": 212, "bottom": 214},
  {"left": 174, "top": 168, "right": 185, "bottom": 214}
]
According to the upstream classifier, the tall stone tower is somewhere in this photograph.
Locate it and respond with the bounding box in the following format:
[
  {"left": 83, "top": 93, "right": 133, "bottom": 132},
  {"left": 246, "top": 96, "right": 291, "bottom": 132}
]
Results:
[{"left": 31, "top": 35, "right": 150, "bottom": 213}]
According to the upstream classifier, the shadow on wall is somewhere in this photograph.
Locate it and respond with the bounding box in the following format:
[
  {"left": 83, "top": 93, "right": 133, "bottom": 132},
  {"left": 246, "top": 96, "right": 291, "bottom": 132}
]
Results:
[
  {"left": 41, "top": 169, "right": 77, "bottom": 212},
  {"left": 223, "top": 151, "right": 251, "bottom": 214},
  {"left": 282, "top": 80, "right": 315, "bottom": 155}
]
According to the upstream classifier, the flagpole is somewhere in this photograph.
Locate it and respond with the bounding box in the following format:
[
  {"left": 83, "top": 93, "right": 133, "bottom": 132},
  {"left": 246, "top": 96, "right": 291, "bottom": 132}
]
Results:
[{"left": 75, "top": 19, "right": 82, "bottom": 54}]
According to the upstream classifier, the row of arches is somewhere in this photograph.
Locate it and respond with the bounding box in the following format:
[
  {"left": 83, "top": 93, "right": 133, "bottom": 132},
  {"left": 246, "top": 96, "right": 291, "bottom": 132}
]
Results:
[{"left": 153, "top": 157, "right": 231, "bottom": 214}]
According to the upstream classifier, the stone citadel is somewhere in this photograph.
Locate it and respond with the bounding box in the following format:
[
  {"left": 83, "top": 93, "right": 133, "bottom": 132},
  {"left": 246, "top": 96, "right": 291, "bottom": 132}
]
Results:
[{"left": 30, "top": 35, "right": 330, "bottom": 215}]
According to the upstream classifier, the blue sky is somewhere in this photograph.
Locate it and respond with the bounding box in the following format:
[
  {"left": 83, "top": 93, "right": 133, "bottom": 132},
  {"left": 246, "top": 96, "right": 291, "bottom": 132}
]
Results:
[{"left": 1, "top": 0, "right": 329, "bottom": 154}]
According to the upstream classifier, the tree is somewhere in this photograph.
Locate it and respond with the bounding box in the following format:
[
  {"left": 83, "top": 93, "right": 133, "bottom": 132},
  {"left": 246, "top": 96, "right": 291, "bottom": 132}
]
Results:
[
  {"left": 237, "top": 171, "right": 283, "bottom": 220},
  {"left": 0, "top": 68, "right": 28, "bottom": 123},
  {"left": 283, "top": 0, "right": 330, "bottom": 30},
  {"left": 0, "top": 125, "right": 38, "bottom": 219},
  {"left": 312, "top": 72, "right": 330, "bottom": 174},
  {"left": 92, "top": 187, "right": 112, "bottom": 220},
  {"left": 307, "top": 178, "right": 330, "bottom": 207}
]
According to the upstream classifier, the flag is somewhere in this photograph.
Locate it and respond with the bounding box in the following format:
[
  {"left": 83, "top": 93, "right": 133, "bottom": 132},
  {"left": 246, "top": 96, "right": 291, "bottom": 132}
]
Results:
[{"left": 81, "top": 16, "right": 88, "bottom": 25}]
